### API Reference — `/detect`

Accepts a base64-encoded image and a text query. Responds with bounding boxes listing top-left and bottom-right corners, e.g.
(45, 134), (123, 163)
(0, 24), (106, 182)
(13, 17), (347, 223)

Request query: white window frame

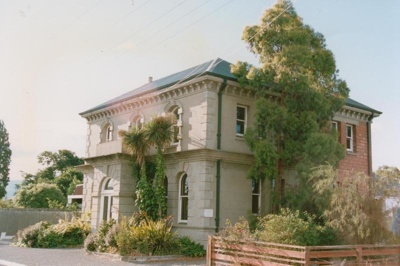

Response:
(106, 124), (113, 142)
(346, 124), (354, 152)
(252, 179), (261, 215)
(169, 106), (182, 145)
(178, 173), (188, 223)
(236, 105), (247, 137)
(100, 178), (114, 223)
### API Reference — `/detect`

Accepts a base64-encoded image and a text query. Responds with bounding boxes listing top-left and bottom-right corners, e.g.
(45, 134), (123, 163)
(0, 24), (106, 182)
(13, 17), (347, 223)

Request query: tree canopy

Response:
(14, 183), (66, 208)
(232, 0), (349, 212)
(0, 120), (12, 199)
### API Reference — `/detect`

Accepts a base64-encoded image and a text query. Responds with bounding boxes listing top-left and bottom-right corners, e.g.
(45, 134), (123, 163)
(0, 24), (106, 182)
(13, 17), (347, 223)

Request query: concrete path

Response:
(0, 241), (206, 266)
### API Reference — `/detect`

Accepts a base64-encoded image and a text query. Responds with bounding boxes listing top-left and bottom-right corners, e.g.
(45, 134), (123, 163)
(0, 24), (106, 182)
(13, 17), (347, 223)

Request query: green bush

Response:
(16, 221), (51, 247)
(13, 183), (66, 208)
(84, 213), (206, 257)
(178, 236), (206, 257)
(131, 215), (178, 255)
(254, 208), (336, 246)
(15, 216), (91, 248)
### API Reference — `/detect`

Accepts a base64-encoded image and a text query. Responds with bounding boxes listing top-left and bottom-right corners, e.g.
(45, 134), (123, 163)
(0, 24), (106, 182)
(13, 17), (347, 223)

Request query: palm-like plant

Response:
(119, 127), (157, 218)
(144, 113), (176, 217)
(119, 113), (177, 219)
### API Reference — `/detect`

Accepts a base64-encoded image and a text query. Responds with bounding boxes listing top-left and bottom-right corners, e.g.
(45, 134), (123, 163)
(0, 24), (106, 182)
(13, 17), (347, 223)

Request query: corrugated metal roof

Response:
(80, 58), (381, 116)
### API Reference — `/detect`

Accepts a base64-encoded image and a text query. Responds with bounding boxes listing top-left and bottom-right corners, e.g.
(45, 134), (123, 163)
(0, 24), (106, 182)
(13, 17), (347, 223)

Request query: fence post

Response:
(206, 235), (212, 266)
(304, 246), (310, 266)
(356, 246), (362, 264)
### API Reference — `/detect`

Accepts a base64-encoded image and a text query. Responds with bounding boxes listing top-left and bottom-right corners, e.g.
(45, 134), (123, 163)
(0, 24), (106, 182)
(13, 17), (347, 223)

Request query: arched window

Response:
(169, 106), (182, 144)
(178, 173), (188, 222)
(101, 178), (114, 222)
(102, 122), (113, 143)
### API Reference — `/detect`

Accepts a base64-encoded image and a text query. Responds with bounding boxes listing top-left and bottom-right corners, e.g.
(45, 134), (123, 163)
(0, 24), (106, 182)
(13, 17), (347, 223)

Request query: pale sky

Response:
(0, 0), (399, 181)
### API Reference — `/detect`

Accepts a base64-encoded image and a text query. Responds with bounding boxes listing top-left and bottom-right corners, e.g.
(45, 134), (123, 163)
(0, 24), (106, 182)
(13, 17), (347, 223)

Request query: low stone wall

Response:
(0, 208), (73, 238)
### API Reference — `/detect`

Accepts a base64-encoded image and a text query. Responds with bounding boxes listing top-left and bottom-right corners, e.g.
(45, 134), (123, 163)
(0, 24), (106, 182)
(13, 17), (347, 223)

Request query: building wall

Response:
(336, 120), (370, 177)
(80, 75), (377, 245)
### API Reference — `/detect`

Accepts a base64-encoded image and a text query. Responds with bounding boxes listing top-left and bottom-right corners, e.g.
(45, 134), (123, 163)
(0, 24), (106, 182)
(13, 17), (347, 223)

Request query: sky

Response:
(0, 0), (399, 182)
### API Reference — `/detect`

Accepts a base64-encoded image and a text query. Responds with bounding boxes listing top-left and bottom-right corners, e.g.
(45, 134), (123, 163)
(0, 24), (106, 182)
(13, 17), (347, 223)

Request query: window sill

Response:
(235, 135), (245, 141)
(346, 151), (357, 156)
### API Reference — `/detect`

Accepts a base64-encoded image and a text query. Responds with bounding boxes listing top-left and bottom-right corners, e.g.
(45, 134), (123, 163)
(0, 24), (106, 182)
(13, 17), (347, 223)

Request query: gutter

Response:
(367, 112), (374, 176)
(215, 79), (227, 233)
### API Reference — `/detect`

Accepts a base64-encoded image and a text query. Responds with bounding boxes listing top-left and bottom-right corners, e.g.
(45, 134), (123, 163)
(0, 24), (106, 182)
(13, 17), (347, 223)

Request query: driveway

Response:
(0, 241), (206, 266)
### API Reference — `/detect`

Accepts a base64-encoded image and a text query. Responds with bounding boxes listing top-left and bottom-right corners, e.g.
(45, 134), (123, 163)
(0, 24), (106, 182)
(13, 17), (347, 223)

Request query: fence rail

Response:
(207, 236), (400, 265)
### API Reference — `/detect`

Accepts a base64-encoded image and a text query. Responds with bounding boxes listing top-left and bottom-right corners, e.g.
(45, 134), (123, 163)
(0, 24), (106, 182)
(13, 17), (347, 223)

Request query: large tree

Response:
(20, 150), (83, 186)
(0, 120), (12, 199)
(231, 0), (349, 212)
(13, 183), (66, 208)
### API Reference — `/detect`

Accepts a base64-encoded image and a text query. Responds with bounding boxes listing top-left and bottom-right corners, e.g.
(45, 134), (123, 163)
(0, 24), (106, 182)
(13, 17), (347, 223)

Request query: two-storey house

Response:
(78, 58), (381, 245)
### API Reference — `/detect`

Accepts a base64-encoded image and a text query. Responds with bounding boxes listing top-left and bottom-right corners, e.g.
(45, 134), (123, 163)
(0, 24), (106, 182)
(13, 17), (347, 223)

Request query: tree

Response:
(119, 113), (176, 220)
(231, 0), (349, 212)
(20, 150), (83, 186)
(55, 168), (83, 197)
(0, 120), (12, 199)
(312, 165), (398, 244)
(13, 183), (66, 208)
(144, 113), (176, 217)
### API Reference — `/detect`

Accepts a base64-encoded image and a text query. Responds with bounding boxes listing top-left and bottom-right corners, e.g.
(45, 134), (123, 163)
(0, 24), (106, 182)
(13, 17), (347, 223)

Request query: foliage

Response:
(0, 199), (16, 208)
(219, 210), (336, 246)
(178, 236), (206, 257)
(15, 221), (51, 247)
(13, 183), (66, 208)
(130, 215), (178, 255)
(85, 212), (205, 257)
(231, 0), (348, 211)
(55, 168), (83, 197)
(15, 216), (90, 248)
(37, 150), (84, 173)
(312, 165), (396, 244)
(219, 217), (253, 242)
(254, 208), (336, 246)
(119, 113), (176, 220)
(19, 150), (83, 187)
(0, 120), (12, 199)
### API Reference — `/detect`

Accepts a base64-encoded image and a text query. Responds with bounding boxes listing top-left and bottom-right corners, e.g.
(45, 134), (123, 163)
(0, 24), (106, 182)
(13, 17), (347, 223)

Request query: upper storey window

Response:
(346, 124), (354, 152)
(101, 122), (113, 143)
(236, 105), (247, 136)
(169, 106), (182, 144)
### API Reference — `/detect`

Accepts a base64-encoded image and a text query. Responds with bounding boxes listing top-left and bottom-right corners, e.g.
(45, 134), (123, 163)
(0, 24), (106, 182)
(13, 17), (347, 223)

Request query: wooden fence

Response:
(207, 236), (400, 265)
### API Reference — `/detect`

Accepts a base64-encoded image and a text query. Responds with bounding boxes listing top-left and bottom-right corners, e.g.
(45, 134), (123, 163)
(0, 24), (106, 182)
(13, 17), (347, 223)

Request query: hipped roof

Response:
(80, 58), (381, 116)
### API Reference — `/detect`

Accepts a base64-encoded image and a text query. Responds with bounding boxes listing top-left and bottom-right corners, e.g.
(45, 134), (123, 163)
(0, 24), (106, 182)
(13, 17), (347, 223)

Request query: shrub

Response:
(178, 236), (206, 257)
(254, 208), (335, 246)
(84, 233), (99, 252)
(219, 217), (253, 242)
(131, 215), (178, 255)
(15, 216), (91, 248)
(15, 221), (51, 247)
(13, 183), (66, 208)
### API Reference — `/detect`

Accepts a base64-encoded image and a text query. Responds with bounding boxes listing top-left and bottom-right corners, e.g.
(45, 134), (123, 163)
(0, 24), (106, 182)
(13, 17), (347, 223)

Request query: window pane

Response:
(347, 138), (351, 150)
(237, 106), (245, 120)
(109, 196), (113, 219)
(103, 196), (109, 221)
(346, 125), (352, 137)
(181, 174), (188, 196)
(236, 121), (245, 135)
(252, 195), (259, 214)
(181, 197), (188, 220)
(252, 180), (259, 193)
